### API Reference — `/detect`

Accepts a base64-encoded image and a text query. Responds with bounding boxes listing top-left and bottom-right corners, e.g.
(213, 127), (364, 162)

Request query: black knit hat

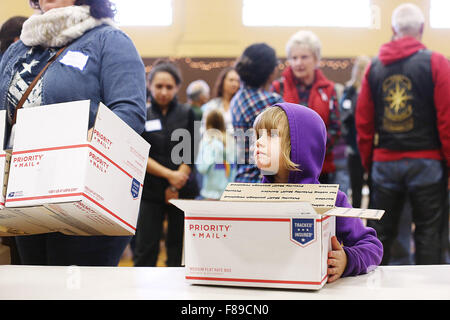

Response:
(235, 43), (277, 88)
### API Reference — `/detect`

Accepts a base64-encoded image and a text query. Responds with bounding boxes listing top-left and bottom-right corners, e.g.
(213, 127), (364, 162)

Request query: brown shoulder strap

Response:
(12, 45), (68, 125)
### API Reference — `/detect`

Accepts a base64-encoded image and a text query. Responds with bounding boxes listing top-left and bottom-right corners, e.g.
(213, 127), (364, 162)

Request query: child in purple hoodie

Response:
(253, 102), (383, 283)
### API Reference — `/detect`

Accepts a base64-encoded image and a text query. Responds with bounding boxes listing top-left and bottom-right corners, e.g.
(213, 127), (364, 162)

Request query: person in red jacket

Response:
(271, 30), (341, 184)
(356, 3), (450, 265)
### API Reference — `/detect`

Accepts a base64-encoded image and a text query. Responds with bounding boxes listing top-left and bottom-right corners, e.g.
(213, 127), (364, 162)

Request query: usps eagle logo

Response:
(291, 218), (315, 247)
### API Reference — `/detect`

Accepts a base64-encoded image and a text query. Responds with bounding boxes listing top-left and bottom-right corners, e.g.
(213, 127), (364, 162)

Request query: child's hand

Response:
(327, 236), (347, 283)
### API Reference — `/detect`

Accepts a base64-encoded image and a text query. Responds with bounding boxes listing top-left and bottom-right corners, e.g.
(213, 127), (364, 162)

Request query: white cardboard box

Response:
(2, 100), (150, 236)
(171, 183), (384, 290)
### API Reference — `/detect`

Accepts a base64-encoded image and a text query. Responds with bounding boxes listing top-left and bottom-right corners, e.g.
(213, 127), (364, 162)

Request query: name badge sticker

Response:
(318, 88), (328, 102)
(60, 50), (89, 71)
(145, 119), (162, 132)
(342, 99), (352, 110)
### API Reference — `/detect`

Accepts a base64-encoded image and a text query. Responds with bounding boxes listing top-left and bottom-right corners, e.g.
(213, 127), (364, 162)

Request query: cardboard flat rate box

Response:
(171, 183), (384, 290)
(0, 100), (150, 236)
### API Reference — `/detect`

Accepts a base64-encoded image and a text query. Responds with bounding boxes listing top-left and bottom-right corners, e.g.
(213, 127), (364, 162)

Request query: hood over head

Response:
(378, 36), (426, 66)
(261, 102), (326, 184)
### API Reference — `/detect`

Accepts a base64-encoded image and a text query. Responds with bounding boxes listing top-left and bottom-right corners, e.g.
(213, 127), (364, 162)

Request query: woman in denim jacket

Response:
(0, 0), (146, 266)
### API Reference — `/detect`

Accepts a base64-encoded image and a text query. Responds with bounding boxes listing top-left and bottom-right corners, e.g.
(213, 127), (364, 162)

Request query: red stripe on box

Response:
(316, 215), (332, 222)
(186, 216), (332, 223)
(81, 193), (135, 231)
(186, 274), (328, 286)
(87, 145), (131, 179)
(185, 217), (290, 222)
(88, 145), (144, 188)
(12, 144), (90, 155)
(5, 192), (84, 202)
(11, 144), (143, 187)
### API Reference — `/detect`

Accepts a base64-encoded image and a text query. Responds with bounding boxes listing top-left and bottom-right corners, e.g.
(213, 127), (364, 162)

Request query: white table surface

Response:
(0, 264), (449, 300)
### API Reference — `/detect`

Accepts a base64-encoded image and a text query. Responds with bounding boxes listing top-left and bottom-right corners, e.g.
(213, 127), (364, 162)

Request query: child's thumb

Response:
(331, 236), (342, 250)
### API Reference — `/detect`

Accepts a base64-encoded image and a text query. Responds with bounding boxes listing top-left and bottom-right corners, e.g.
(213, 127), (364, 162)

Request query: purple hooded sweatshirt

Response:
(261, 102), (383, 277)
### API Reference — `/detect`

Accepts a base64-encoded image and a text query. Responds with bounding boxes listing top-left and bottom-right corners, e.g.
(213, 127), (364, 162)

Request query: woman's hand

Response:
(327, 236), (347, 283)
(145, 157), (189, 189)
(167, 170), (188, 190)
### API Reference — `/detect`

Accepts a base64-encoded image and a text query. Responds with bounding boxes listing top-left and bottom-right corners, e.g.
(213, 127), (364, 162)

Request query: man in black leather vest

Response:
(356, 3), (450, 265)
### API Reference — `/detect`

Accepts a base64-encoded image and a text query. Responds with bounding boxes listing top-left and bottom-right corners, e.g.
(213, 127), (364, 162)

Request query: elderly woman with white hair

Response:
(272, 30), (341, 183)
(356, 3), (450, 265)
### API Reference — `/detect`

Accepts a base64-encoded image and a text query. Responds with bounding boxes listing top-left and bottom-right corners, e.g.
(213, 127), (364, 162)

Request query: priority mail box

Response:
(3, 100), (150, 236)
(171, 183), (384, 290)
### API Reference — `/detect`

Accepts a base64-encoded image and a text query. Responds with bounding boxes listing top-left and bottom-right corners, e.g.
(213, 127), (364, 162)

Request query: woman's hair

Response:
(235, 43), (277, 88)
(346, 55), (371, 88)
(28, 0), (116, 19)
(213, 67), (235, 98)
(285, 30), (322, 62)
(253, 106), (299, 171)
(0, 16), (27, 53)
(147, 59), (182, 86)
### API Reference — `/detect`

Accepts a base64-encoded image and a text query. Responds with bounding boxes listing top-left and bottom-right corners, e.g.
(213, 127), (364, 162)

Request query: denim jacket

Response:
(0, 24), (146, 136)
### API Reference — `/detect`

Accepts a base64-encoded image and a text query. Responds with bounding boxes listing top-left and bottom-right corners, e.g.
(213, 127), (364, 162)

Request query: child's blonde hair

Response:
(253, 107), (300, 171)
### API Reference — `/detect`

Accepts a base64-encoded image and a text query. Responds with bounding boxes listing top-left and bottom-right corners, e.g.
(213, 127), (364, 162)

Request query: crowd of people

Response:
(0, 1), (448, 279)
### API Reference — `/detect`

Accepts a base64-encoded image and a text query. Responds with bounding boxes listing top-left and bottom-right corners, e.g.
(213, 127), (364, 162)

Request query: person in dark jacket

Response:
(134, 60), (198, 267)
(356, 3), (450, 265)
(340, 55), (371, 208)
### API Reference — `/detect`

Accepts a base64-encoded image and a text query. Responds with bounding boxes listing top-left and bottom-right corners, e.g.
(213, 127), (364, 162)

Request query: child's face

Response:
(254, 129), (282, 175)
